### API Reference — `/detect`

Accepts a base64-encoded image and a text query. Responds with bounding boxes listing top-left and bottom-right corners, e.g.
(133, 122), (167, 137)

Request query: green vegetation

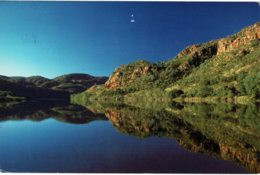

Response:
(71, 85), (125, 106)
(169, 43), (260, 101)
(72, 23), (260, 107)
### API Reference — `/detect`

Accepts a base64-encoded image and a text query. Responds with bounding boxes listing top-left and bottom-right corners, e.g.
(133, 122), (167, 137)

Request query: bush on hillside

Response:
(195, 81), (213, 97)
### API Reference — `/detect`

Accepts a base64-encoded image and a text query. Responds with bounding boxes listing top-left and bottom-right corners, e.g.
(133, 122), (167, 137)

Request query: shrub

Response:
(215, 86), (235, 97)
(250, 39), (260, 47)
(195, 80), (213, 97)
(170, 89), (184, 98)
(242, 73), (260, 97)
(196, 85), (213, 97)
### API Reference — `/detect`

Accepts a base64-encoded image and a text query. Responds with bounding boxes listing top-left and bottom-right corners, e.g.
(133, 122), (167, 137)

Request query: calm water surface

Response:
(0, 101), (258, 173)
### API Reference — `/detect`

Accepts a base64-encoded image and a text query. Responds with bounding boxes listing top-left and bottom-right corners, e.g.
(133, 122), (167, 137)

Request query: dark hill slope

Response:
(0, 73), (108, 101)
(0, 78), (70, 99)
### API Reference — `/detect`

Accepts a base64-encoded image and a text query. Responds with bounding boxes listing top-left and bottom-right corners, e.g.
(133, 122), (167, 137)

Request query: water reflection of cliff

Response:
(1, 100), (259, 173)
(0, 100), (107, 124)
(86, 102), (260, 173)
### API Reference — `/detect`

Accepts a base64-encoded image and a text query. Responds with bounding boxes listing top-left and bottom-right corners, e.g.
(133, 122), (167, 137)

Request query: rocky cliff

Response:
(105, 60), (159, 89)
(217, 22), (260, 54)
(104, 22), (259, 91)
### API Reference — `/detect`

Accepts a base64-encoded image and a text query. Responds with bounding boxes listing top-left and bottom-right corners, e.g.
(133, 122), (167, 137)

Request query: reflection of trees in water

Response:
(1, 100), (259, 172)
(99, 103), (259, 173)
(0, 100), (107, 124)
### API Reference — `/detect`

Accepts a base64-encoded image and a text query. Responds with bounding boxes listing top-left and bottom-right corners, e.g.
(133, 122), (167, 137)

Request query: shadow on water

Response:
(81, 101), (260, 173)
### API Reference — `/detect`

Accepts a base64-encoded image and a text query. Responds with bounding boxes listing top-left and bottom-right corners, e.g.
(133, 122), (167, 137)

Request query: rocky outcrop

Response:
(176, 44), (201, 59)
(178, 42), (218, 71)
(176, 22), (260, 65)
(105, 60), (158, 89)
(105, 68), (124, 89)
(217, 22), (260, 54)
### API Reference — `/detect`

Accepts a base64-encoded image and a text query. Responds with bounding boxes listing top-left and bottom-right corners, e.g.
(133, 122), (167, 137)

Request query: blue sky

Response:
(0, 2), (259, 78)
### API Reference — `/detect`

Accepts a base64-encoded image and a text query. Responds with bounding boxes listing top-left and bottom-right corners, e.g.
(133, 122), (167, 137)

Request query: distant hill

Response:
(72, 22), (260, 104)
(50, 73), (107, 93)
(0, 73), (108, 101)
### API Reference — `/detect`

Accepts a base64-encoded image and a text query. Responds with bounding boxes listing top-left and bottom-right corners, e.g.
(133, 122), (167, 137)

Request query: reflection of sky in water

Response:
(0, 119), (245, 173)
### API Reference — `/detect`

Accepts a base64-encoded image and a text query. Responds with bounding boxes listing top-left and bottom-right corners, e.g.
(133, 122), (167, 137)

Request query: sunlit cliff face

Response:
(217, 23), (260, 54)
(104, 23), (260, 91)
